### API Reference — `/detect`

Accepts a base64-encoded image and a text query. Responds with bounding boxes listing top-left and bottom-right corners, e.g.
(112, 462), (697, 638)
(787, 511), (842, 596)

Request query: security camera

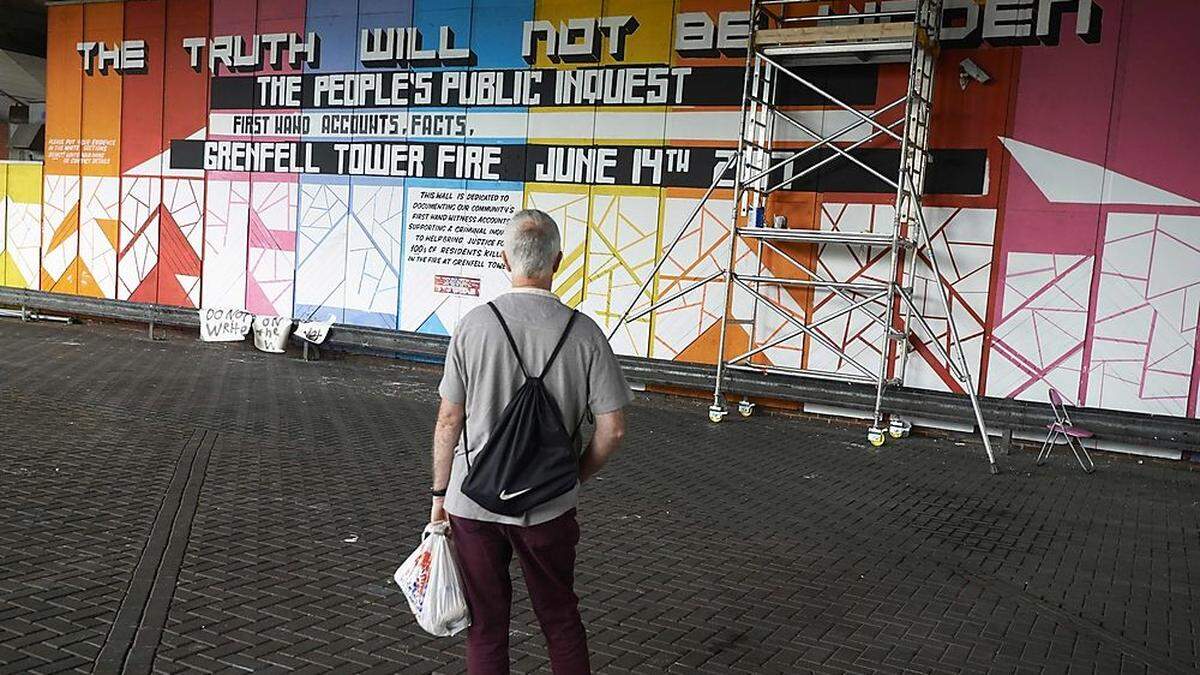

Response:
(959, 58), (991, 90)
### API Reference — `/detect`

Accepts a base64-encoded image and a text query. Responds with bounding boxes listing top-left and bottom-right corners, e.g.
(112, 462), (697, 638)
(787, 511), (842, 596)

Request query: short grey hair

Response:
(504, 209), (561, 278)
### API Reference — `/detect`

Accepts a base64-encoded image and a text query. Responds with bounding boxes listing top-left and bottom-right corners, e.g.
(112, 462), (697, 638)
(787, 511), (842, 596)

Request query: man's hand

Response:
(430, 496), (447, 524)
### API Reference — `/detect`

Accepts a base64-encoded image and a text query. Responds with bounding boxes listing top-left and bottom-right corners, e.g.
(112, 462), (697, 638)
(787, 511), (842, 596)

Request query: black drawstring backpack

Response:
(460, 302), (587, 516)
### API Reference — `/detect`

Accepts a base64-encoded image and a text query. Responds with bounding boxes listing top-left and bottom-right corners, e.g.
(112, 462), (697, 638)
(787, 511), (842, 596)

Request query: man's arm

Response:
(430, 397), (464, 523)
(579, 409), (625, 484)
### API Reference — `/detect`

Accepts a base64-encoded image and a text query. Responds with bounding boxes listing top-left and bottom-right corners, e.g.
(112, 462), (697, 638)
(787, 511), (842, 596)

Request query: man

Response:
(429, 209), (632, 674)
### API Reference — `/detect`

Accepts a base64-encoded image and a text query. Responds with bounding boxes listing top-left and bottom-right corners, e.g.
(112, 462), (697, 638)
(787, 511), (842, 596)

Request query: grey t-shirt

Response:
(439, 288), (634, 526)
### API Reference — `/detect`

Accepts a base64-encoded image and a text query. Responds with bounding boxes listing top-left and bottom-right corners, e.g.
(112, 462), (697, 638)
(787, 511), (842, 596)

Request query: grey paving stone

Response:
(1, 320), (1198, 674)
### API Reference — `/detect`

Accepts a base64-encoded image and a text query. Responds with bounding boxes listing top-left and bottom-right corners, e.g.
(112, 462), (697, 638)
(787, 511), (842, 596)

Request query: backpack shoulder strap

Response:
(487, 301), (528, 377)
(540, 310), (579, 379)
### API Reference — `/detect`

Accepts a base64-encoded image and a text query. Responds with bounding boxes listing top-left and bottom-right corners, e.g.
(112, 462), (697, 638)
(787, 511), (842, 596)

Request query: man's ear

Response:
(552, 251), (563, 273)
(502, 251), (512, 273)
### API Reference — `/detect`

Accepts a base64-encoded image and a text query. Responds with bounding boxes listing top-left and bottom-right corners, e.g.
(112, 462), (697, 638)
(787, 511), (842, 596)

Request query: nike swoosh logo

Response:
(499, 488), (533, 501)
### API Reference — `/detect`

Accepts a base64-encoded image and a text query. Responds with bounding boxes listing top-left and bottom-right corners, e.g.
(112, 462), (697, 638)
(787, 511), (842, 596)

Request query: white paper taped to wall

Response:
(200, 307), (254, 342)
(252, 316), (293, 353)
(296, 319), (333, 345)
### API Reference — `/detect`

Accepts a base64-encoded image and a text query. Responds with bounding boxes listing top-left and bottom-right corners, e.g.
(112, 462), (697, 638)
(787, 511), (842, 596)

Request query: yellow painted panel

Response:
(525, 182), (591, 307)
(3, 164), (43, 289)
(583, 185), (662, 356)
(1, 252), (27, 289)
(0, 165), (7, 286)
(532, 0), (605, 68)
(6, 164), (42, 204)
(600, 0), (675, 65)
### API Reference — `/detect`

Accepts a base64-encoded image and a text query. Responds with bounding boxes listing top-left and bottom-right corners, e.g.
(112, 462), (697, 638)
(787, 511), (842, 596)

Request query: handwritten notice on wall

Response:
(404, 189), (511, 271)
(296, 319), (333, 345)
(252, 316), (293, 353)
(398, 187), (521, 333)
(200, 307), (254, 342)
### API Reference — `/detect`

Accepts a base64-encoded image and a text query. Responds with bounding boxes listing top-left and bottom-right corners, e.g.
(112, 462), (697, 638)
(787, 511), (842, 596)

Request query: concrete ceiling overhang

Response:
(0, 0), (46, 58)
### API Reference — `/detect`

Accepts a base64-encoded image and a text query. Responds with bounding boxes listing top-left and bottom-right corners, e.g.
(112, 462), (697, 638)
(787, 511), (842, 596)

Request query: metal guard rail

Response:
(2, 286), (1196, 453)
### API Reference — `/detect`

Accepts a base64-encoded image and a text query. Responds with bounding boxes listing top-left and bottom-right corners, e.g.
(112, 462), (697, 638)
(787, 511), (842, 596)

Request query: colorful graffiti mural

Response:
(12, 0), (1200, 422)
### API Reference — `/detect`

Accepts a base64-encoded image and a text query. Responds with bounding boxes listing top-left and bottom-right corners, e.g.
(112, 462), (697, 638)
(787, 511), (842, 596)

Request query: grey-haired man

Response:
(428, 209), (632, 674)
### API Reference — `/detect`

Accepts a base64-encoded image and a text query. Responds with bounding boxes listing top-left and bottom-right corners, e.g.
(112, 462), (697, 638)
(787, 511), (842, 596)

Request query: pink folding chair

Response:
(1037, 388), (1096, 473)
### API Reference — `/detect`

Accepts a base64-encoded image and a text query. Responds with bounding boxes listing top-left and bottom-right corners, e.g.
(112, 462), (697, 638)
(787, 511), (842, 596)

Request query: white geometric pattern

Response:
(525, 186), (589, 309)
(985, 253), (1094, 404)
(583, 190), (660, 358)
(804, 203), (995, 393)
(247, 178), (297, 317)
(904, 207), (995, 393)
(295, 180), (350, 324)
(117, 176), (161, 300)
(5, 198), (41, 289)
(41, 174), (79, 287)
(201, 177), (250, 310)
(649, 194), (757, 362)
(1001, 137), (1200, 207)
(162, 178), (205, 257)
(79, 176), (120, 298)
(1086, 213), (1200, 416)
(346, 182), (405, 328)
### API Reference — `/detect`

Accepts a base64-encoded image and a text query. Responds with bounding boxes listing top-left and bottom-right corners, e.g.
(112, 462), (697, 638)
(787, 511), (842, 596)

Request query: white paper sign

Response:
(252, 316), (293, 353)
(296, 319), (333, 345)
(399, 186), (518, 334)
(200, 307), (254, 342)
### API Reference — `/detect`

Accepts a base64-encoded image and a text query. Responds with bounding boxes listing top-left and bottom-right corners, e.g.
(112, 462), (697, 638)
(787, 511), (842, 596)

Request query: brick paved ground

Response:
(1, 319), (1198, 674)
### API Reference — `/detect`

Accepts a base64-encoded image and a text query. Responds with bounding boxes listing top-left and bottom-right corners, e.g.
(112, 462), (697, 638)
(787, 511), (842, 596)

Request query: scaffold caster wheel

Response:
(867, 426), (887, 447)
(708, 405), (727, 424)
(888, 417), (912, 439)
(738, 400), (755, 417)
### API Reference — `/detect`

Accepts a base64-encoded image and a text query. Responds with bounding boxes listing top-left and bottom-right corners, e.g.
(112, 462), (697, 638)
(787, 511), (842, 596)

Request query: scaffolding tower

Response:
(610, 0), (999, 474)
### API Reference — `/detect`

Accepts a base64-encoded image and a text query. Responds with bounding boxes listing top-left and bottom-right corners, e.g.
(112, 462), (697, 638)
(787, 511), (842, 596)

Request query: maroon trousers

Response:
(449, 510), (590, 675)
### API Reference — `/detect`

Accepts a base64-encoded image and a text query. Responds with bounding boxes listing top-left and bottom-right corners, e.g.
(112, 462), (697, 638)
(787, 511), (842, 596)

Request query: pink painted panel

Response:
(1104, 1), (1200, 205)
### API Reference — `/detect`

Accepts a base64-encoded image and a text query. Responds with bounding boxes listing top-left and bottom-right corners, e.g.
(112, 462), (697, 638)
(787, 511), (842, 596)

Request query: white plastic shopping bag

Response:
(394, 522), (471, 637)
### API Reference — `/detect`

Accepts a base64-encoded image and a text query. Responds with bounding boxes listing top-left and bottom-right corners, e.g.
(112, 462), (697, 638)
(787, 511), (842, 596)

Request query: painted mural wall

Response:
(0, 162), (44, 289)
(14, 0), (1200, 421)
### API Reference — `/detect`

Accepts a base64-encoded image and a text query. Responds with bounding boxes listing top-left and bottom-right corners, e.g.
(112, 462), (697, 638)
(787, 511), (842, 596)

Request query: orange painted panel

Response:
(80, 1), (124, 178)
(42, 4), (84, 294)
(44, 4), (83, 175)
